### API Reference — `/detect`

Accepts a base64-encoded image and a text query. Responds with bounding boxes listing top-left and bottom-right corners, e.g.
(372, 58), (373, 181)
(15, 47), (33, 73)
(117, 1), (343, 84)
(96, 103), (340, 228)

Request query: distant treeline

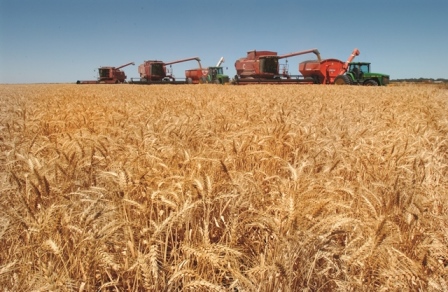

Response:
(391, 78), (448, 83)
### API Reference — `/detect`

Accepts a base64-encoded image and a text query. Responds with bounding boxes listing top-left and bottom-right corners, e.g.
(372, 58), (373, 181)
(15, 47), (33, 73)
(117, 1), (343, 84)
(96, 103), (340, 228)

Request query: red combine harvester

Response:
(76, 62), (135, 84)
(299, 48), (360, 84)
(130, 57), (202, 84)
(232, 48), (321, 84)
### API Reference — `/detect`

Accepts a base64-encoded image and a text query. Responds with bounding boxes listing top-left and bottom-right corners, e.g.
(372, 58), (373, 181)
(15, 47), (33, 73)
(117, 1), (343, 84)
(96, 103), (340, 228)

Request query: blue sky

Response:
(1, 0), (447, 83)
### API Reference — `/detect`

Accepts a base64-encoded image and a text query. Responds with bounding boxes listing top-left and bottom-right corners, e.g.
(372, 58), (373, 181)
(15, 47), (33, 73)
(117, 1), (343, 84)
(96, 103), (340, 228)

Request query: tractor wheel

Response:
(334, 75), (351, 85)
(364, 79), (379, 86)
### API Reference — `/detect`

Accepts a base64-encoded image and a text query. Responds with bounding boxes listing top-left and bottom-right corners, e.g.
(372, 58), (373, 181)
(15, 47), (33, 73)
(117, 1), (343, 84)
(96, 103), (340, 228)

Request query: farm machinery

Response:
(75, 47), (389, 86)
(129, 57), (202, 84)
(76, 62), (135, 84)
(232, 48), (321, 84)
(185, 57), (230, 84)
(299, 48), (389, 86)
(333, 62), (390, 86)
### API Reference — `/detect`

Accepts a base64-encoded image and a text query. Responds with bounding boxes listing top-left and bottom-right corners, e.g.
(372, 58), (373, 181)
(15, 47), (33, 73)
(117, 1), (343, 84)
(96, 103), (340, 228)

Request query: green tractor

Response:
(334, 62), (390, 86)
(206, 66), (230, 84)
(206, 57), (230, 84)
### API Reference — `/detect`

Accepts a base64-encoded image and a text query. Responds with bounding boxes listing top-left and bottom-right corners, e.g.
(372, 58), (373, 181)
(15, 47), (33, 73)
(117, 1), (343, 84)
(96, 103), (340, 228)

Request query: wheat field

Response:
(0, 83), (447, 291)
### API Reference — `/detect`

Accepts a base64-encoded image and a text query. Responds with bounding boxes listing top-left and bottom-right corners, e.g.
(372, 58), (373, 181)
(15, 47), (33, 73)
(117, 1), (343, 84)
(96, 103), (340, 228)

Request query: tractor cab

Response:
(349, 62), (370, 80)
(209, 67), (221, 79)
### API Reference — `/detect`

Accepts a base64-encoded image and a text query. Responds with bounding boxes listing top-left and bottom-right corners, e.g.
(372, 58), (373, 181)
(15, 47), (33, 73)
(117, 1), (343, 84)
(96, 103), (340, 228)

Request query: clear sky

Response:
(1, 0), (447, 83)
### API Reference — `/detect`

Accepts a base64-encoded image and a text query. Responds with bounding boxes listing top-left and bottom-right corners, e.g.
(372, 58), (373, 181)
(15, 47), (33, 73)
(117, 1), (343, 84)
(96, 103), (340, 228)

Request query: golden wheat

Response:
(0, 83), (447, 291)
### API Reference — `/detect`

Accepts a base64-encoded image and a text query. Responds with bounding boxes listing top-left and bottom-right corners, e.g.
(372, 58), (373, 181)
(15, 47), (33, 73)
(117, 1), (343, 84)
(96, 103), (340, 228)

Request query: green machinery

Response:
(334, 62), (390, 86)
(206, 57), (230, 84)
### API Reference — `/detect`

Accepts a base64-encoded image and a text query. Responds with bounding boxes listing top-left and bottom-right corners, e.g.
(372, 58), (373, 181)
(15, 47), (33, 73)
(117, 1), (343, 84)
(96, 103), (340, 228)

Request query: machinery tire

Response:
(186, 77), (193, 84)
(304, 77), (316, 84)
(334, 75), (351, 85)
(364, 79), (379, 86)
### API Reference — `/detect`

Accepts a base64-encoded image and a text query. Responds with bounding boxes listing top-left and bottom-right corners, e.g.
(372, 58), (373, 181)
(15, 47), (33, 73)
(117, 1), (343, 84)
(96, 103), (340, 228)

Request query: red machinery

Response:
(76, 62), (135, 84)
(184, 67), (209, 84)
(299, 48), (360, 84)
(130, 57), (202, 84)
(232, 48), (321, 84)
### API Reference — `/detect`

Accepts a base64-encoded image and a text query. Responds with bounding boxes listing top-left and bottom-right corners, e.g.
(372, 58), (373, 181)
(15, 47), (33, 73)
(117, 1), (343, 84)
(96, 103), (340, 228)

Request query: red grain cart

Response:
(299, 48), (360, 84)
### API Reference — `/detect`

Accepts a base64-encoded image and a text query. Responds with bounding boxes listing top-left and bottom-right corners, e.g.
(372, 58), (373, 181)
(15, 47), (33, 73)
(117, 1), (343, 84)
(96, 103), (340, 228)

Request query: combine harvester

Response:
(129, 57), (202, 84)
(232, 48), (321, 84)
(76, 62), (135, 84)
(185, 57), (230, 84)
(299, 48), (389, 86)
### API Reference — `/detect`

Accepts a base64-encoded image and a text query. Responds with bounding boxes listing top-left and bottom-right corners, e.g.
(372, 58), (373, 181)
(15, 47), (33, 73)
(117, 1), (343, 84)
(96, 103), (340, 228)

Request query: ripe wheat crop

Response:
(0, 83), (447, 291)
